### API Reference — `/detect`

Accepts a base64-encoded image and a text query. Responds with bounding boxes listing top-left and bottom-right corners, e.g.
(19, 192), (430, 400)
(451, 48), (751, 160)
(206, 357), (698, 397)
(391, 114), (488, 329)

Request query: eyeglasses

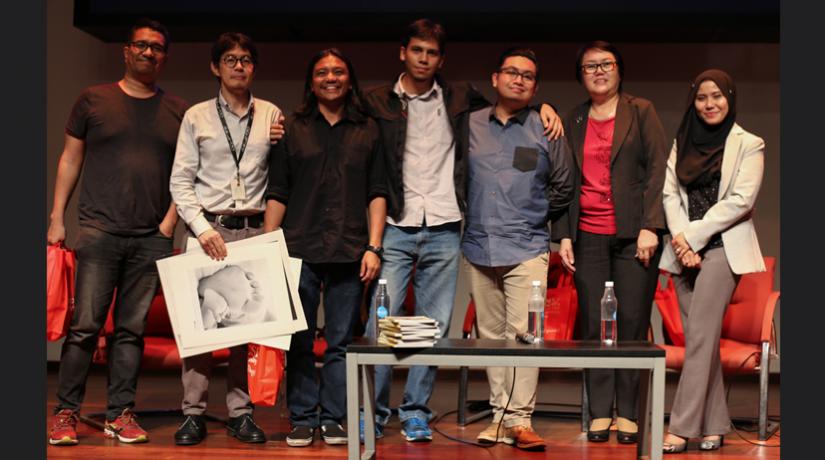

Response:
(129, 41), (166, 54)
(499, 67), (537, 84)
(223, 55), (255, 68)
(581, 61), (616, 74)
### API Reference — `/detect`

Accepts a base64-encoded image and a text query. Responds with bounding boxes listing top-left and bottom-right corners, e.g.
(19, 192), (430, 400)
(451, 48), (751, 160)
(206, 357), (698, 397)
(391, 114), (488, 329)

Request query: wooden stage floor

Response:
(46, 364), (780, 459)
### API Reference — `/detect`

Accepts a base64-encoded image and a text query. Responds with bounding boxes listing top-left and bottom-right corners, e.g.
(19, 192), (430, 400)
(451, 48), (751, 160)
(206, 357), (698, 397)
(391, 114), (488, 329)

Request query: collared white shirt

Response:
(387, 73), (462, 227)
(170, 91), (282, 236)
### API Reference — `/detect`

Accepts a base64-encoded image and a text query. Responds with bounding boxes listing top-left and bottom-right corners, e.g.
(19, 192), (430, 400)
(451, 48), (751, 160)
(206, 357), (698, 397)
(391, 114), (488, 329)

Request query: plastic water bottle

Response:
(600, 281), (617, 345)
(527, 280), (545, 343)
(372, 279), (390, 339)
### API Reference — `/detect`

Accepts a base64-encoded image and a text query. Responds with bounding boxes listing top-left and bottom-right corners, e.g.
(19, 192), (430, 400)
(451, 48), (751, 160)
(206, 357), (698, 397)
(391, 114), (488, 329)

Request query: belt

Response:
(203, 211), (264, 230)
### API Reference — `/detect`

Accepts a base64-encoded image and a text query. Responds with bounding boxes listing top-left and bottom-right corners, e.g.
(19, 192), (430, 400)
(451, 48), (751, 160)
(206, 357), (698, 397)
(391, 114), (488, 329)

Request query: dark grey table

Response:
(346, 338), (666, 460)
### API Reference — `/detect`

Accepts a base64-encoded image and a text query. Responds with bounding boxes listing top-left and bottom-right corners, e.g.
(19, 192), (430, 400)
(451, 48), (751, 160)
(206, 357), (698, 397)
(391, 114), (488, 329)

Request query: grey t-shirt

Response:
(66, 83), (188, 236)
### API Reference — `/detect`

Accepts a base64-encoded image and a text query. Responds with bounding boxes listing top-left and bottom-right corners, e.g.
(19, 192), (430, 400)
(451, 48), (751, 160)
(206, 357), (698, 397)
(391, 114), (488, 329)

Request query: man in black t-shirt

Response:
(46, 19), (188, 446)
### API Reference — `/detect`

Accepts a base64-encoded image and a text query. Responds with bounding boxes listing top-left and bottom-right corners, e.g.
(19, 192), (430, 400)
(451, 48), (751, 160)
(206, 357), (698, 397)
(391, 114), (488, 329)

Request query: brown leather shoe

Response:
(504, 425), (546, 451)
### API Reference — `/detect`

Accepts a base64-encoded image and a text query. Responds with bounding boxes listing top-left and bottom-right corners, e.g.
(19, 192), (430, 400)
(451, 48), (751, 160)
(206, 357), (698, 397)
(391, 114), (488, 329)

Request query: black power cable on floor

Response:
(431, 349), (781, 449)
(432, 366), (521, 448)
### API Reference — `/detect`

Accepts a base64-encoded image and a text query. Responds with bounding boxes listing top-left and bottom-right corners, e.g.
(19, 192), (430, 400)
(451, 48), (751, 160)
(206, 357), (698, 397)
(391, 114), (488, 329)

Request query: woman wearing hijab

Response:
(660, 69), (766, 453)
(552, 40), (668, 444)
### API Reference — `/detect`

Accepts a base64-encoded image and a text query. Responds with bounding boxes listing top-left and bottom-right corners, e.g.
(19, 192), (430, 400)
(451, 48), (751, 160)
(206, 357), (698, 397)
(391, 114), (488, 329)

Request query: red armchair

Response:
(93, 285), (231, 370)
(655, 256), (780, 440)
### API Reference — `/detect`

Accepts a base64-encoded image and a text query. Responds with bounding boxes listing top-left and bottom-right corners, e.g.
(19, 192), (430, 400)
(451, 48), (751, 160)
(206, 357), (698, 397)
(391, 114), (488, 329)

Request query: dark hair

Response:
(295, 48), (365, 118)
(128, 18), (170, 50)
(402, 18), (446, 54)
(211, 32), (258, 67)
(497, 48), (540, 81)
(575, 40), (624, 91)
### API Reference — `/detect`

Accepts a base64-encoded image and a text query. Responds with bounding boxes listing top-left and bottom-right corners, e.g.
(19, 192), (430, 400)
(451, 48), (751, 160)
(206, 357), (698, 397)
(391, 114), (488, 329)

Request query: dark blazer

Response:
(363, 75), (490, 221)
(551, 93), (668, 242)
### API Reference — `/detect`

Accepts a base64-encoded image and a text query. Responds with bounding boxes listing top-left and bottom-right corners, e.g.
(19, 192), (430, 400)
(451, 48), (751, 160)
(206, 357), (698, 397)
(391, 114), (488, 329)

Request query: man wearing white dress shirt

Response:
(169, 32), (282, 446)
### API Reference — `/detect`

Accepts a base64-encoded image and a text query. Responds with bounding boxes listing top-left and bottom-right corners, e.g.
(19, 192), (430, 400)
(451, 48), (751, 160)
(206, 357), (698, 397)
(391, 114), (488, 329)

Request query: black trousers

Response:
(573, 230), (662, 420)
(56, 226), (172, 421)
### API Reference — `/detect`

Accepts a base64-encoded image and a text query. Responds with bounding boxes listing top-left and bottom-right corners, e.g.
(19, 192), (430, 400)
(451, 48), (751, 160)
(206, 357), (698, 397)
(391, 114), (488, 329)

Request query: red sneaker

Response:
(49, 409), (79, 446)
(104, 409), (149, 443)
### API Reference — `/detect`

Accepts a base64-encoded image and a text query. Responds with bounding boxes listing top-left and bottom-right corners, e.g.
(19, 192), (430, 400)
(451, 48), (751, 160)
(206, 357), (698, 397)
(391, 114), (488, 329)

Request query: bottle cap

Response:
(605, 281), (614, 287)
(531, 280), (541, 287)
(378, 279), (387, 285)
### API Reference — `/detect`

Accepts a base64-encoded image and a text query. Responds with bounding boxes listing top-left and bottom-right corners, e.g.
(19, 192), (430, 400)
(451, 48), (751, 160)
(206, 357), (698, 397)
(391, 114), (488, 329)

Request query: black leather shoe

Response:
(616, 417), (638, 444)
(587, 429), (610, 442)
(175, 415), (206, 445)
(587, 418), (611, 442)
(617, 430), (638, 444)
(227, 414), (266, 443)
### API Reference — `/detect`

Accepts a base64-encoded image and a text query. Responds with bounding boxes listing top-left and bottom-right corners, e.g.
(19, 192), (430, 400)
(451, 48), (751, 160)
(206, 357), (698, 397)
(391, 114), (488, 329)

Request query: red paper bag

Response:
(46, 243), (76, 341)
(247, 344), (285, 406)
(653, 273), (685, 346)
(544, 271), (578, 340)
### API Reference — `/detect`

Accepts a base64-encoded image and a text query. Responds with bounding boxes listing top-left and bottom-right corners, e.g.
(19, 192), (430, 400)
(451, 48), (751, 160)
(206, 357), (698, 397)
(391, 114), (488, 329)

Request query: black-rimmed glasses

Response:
(129, 41), (166, 54)
(223, 55), (255, 68)
(581, 61), (616, 74)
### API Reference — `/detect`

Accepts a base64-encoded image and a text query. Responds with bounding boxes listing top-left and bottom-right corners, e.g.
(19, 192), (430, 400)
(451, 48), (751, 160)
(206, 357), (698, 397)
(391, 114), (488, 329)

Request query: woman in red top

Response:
(551, 40), (668, 444)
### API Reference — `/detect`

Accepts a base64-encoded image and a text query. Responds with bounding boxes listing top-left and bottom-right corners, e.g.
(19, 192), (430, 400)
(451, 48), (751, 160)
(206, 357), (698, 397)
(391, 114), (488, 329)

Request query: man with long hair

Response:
(264, 48), (387, 447)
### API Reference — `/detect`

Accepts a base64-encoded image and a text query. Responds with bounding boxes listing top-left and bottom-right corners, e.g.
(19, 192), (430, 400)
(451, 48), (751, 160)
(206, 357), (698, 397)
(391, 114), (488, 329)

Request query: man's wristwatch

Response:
(365, 245), (384, 258)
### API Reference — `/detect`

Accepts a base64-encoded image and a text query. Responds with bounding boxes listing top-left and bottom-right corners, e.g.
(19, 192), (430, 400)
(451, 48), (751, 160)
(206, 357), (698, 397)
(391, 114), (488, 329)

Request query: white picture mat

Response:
(178, 232), (303, 353)
(162, 244), (296, 348)
(158, 230), (306, 357)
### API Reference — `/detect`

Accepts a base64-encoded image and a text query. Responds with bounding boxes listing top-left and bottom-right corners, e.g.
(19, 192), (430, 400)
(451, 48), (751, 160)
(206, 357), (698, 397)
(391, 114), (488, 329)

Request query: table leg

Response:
(636, 368), (651, 459)
(650, 359), (666, 460)
(346, 353), (361, 460)
(362, 364), (376, 459)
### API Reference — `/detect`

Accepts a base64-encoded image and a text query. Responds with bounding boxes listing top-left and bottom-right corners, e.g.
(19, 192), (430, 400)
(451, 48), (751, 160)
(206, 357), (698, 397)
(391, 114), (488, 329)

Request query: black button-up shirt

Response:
(266, 106), (387, 263)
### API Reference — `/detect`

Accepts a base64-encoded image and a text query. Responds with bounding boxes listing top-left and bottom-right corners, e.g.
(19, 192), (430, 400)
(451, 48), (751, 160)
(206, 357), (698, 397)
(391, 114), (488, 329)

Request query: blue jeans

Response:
(56, 226), (173, 421)
(287, 261), (363, 427)
(363, 222), (460, 425)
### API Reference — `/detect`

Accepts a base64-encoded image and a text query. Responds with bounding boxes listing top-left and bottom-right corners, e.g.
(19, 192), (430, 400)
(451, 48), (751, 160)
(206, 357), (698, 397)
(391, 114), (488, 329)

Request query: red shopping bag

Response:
(544, 270), (578, 340)
(46, 243), (76, 341)
(653, 272), (685, 346)
(247, 344), (285, 406)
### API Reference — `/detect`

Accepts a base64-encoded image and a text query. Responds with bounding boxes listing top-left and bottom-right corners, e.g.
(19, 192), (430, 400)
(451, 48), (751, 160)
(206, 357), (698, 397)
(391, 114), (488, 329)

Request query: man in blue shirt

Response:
(462, 48), (573, 451)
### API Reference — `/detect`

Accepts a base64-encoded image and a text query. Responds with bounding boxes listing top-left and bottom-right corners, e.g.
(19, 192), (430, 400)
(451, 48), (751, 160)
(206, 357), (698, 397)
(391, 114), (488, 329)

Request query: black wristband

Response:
(365, 245), (384, 258)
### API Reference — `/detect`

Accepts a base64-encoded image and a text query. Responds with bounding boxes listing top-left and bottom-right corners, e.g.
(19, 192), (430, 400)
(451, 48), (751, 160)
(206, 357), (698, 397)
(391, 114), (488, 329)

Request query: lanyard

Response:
(215, 96), (254, 179)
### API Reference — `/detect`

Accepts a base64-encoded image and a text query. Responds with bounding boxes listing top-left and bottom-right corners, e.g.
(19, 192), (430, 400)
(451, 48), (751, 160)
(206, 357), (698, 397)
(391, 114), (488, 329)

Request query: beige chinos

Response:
(463, 252), (548, 427)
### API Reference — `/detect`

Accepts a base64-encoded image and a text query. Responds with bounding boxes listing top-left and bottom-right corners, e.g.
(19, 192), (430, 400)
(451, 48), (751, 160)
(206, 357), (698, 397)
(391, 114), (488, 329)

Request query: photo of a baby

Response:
(157, 230), (307, 354)
(195, 260), (275, 331)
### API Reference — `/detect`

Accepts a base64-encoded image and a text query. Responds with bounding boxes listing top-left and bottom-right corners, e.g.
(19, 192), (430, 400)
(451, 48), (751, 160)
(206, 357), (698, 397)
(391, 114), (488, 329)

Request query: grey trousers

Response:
(668, 247), (739, 438)
(181, 222), (263, 417)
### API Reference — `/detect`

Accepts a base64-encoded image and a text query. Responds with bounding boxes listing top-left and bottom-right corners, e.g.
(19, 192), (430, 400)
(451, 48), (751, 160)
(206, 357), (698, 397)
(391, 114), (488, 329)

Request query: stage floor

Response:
(46, 364), (780, 459)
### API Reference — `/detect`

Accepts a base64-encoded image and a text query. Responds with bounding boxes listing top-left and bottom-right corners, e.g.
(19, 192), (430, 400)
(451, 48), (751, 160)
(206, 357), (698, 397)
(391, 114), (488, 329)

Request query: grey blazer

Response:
(660, 123), (766, 275)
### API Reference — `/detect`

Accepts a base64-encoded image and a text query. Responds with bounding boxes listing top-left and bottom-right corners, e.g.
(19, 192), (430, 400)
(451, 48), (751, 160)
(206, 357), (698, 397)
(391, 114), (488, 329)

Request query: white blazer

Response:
(659, 123), (766, 275)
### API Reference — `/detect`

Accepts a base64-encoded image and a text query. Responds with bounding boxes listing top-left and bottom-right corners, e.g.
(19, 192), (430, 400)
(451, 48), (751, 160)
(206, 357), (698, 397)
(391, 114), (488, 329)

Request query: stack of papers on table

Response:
(377, 316), (441, 348)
